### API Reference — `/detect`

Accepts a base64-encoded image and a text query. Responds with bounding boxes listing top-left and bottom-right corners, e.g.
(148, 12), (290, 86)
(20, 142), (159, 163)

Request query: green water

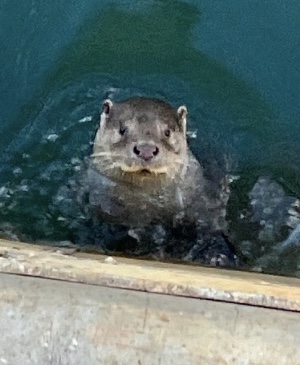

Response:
(1, 0), (300, 274)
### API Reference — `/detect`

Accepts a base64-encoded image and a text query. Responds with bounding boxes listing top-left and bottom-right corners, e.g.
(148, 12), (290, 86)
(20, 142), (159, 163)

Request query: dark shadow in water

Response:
(11, 0), (278, 145)
(52, 0), (276, 138)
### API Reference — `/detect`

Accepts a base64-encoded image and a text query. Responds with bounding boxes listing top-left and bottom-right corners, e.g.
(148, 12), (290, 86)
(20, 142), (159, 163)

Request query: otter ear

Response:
(102, 99), (113, 116)
(100, 99), (113, 131)
(177, 105), (187, 135)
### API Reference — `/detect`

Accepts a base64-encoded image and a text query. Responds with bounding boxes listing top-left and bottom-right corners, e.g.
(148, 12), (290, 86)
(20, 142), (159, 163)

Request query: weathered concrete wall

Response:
(0, 273), (299, 365)
(0, 239), (299, 364)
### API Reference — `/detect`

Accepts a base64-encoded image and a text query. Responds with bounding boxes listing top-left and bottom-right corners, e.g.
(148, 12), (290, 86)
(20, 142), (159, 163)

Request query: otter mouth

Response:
(120, 165), (168, 175)
(139, 169), (152, 175)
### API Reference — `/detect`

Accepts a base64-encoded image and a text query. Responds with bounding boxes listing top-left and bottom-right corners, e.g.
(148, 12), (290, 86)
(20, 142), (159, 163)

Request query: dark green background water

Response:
(1, 0), (300, 273)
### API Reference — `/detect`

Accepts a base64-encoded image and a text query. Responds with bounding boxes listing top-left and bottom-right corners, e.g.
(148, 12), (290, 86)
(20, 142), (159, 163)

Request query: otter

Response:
(85, 97), (229, 236)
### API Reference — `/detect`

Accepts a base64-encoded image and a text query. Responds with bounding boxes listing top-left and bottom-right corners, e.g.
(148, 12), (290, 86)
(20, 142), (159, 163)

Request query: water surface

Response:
(1, 0), (300, 275)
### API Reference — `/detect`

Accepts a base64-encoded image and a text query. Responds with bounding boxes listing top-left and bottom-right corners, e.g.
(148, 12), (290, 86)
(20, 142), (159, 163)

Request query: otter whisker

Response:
(91, 152), (125, 158)
(91, 152), (111, 157)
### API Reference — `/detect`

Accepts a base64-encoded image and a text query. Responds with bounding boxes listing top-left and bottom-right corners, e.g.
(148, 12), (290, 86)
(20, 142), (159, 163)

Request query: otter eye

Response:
(164, 129), (171, 138)
(119, 125), (127, 136)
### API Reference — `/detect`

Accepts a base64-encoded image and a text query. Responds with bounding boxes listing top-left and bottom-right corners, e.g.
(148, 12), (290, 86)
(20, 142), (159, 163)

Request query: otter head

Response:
(92, 97), (188, 186)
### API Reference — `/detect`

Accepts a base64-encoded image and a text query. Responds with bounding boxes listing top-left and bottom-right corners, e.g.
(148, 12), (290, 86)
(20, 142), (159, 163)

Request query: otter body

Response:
(87, 97), (228, 232)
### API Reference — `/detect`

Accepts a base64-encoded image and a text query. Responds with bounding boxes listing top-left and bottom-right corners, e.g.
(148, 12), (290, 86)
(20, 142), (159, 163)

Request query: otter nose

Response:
(133, 144), (159, 161)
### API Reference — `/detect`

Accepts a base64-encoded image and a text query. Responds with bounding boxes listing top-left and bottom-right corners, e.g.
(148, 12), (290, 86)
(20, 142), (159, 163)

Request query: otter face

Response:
(92, 97), (188, 185)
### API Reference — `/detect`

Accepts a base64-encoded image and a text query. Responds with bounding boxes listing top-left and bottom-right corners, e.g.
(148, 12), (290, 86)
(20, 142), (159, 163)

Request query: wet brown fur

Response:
(87, 97), (228, 230)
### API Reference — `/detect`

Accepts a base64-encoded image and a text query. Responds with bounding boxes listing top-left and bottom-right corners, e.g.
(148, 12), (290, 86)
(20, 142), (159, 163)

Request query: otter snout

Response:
(133, 143), (159, 161)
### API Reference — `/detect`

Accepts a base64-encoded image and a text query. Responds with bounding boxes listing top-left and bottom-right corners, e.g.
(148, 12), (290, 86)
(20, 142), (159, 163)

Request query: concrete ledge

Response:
(0, 239), (299, 311)
(0, 272), (299, 365)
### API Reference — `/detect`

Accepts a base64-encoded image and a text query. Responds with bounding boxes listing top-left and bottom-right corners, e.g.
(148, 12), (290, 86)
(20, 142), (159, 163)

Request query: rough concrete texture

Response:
(0, 273), (299, 365)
